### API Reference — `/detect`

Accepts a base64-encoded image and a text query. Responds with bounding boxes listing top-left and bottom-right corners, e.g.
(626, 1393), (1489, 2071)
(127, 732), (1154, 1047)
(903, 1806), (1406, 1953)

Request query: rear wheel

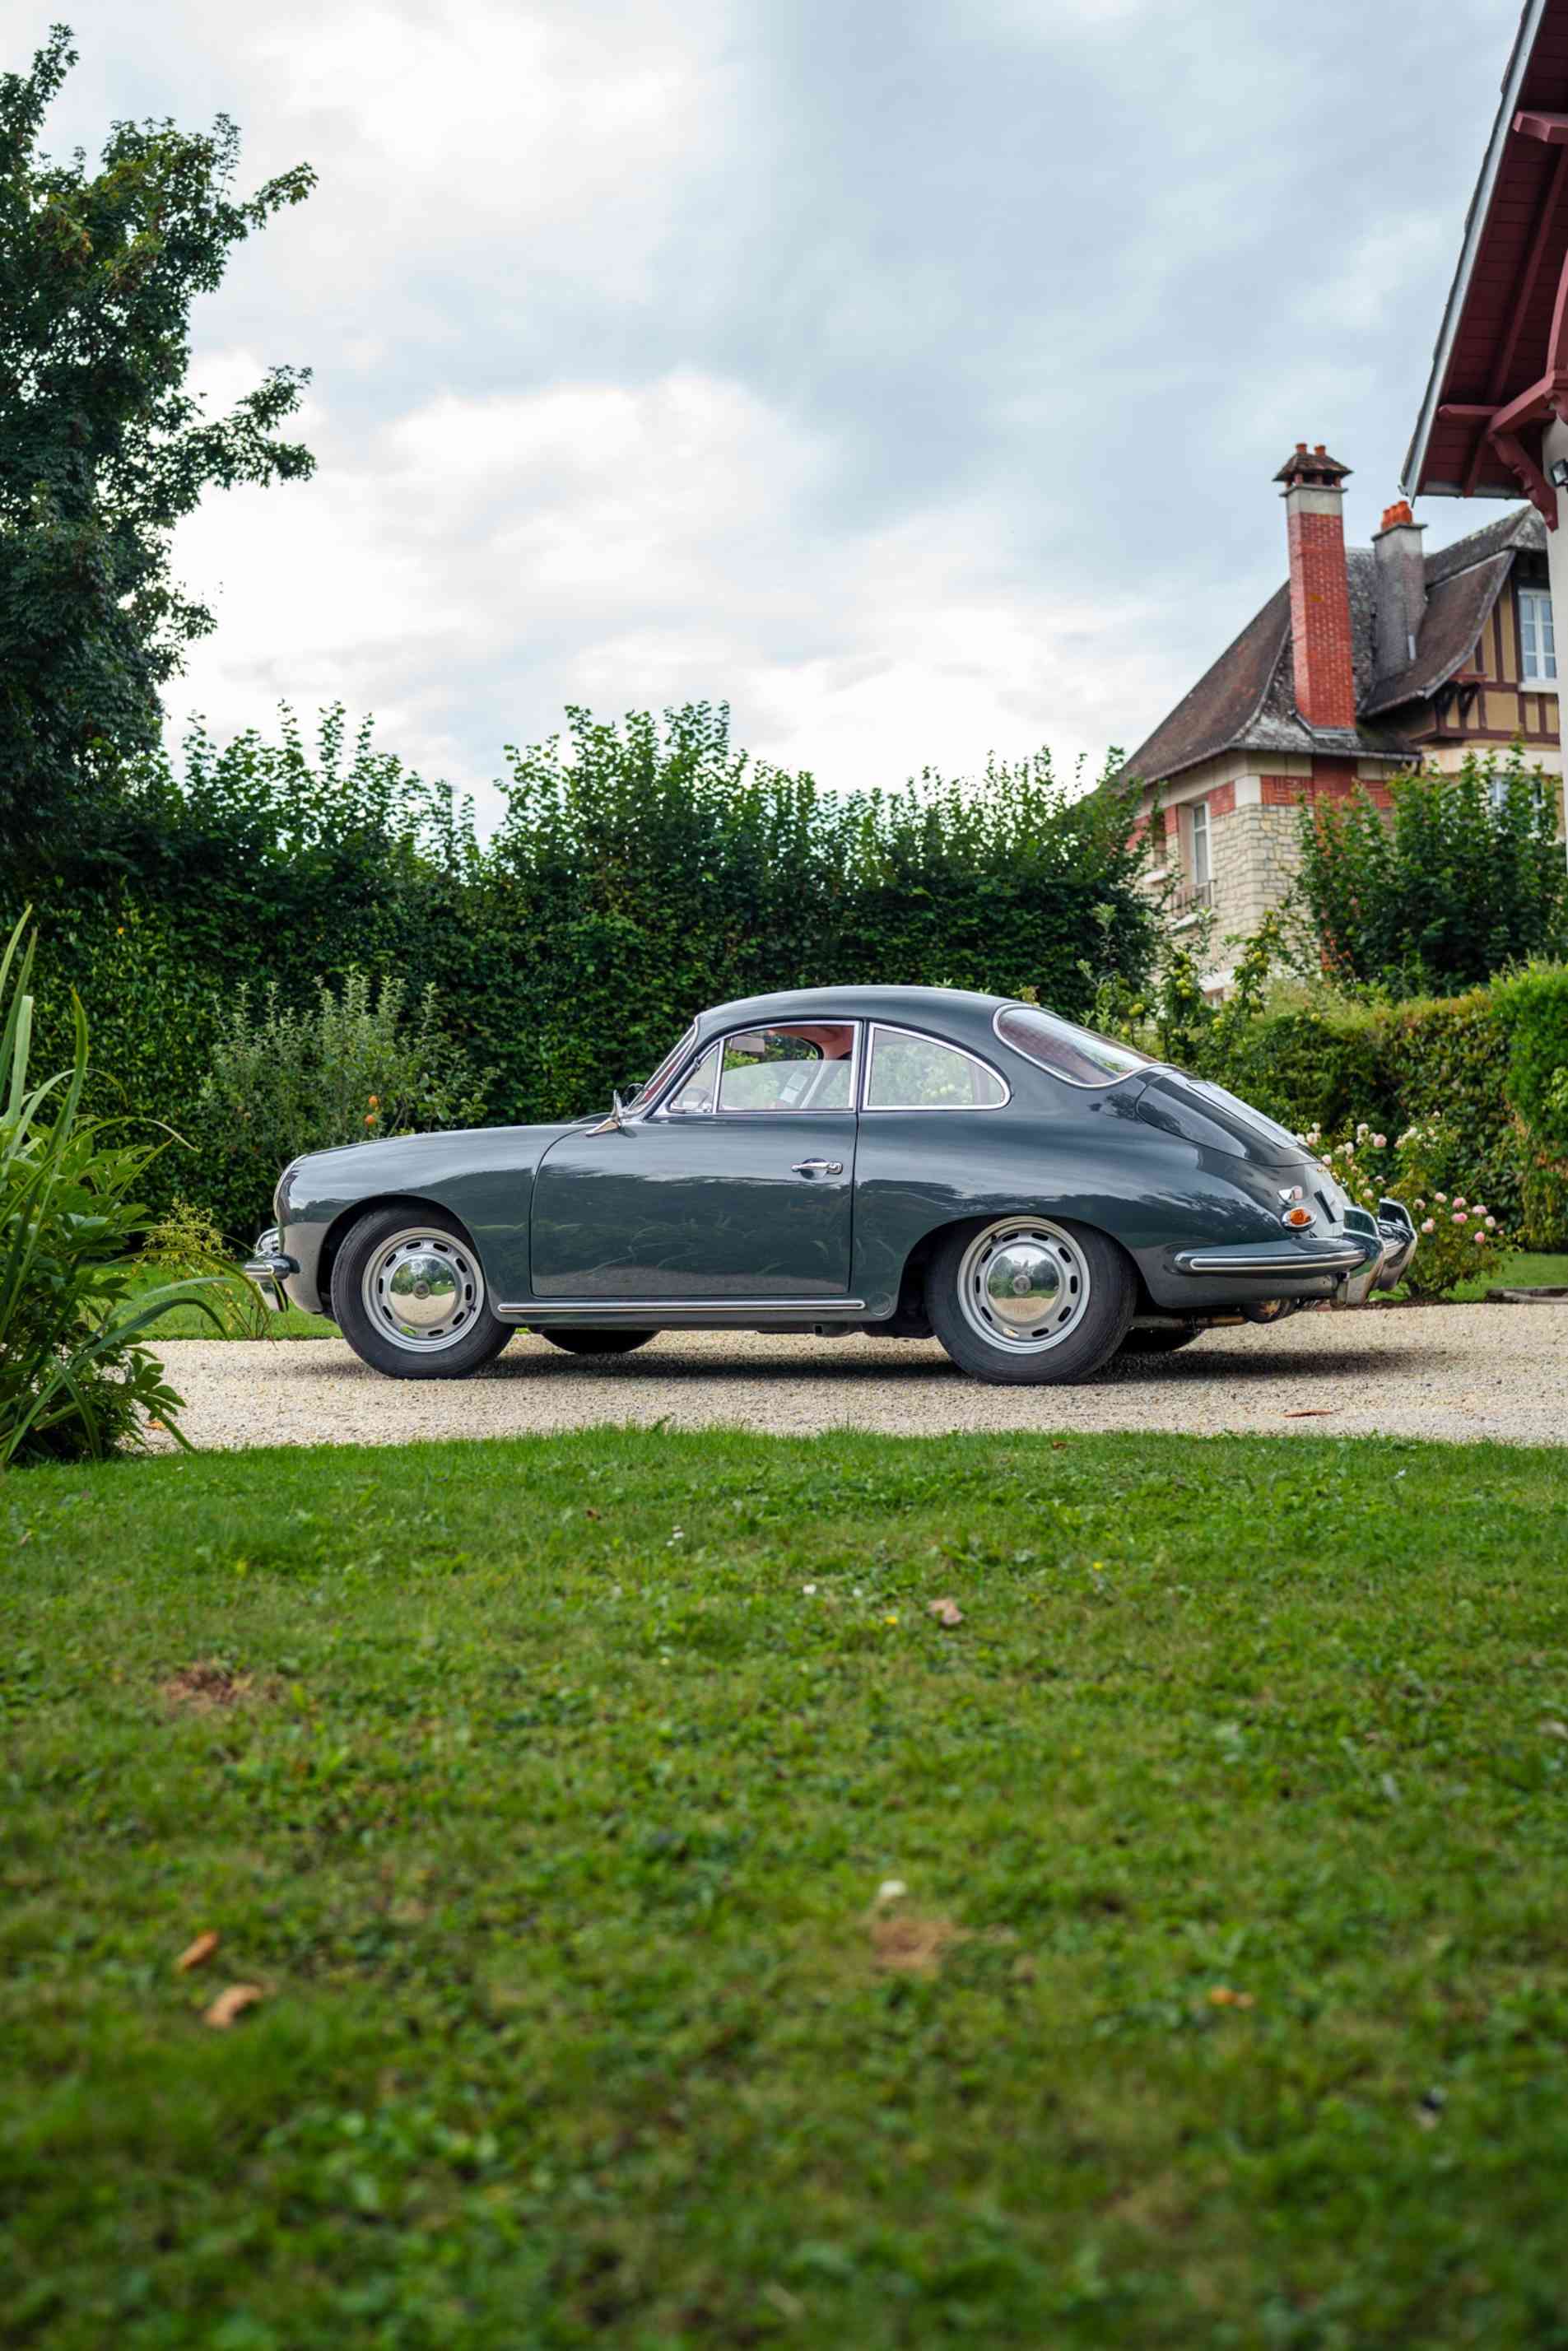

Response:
(537, 1329), (658, 1357)
(925, 1215), (1135, 1386)
(1118, 1324), (1207, 1357)
(331, 1207), (512, 1380)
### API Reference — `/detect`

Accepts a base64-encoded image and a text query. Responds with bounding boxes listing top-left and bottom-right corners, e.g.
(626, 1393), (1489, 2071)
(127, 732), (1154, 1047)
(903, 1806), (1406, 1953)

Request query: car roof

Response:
(693, 985), (1016, 1041)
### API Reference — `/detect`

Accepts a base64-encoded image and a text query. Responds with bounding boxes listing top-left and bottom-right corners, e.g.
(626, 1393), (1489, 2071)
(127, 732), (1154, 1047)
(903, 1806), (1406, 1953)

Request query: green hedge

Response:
(1193, 971), (1568, 1246)
(9, 704), (1161, 1237)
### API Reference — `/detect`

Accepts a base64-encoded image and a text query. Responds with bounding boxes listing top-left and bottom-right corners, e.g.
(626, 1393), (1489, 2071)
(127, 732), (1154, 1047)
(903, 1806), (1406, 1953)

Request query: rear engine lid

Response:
(1138, 1070), (1309, 1168)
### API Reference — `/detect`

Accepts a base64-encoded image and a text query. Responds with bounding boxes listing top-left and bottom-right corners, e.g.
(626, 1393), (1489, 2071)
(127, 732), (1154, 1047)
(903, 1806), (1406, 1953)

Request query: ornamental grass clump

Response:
(1298, 1115), (1506, 1299)
(0, 913), (221, 1467)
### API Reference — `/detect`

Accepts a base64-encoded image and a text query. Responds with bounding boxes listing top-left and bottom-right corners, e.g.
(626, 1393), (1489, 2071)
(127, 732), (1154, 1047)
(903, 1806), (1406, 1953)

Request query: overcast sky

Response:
(30, 0), (1522, 822)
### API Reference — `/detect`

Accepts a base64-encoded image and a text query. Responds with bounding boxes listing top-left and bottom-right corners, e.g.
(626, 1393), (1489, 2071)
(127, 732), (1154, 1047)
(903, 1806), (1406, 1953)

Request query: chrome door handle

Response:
(792, 1158), (843, 1177)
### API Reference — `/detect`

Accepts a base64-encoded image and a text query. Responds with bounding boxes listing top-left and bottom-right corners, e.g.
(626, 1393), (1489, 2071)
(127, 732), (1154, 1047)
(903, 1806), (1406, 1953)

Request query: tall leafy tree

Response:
(0, 22), (315, 851)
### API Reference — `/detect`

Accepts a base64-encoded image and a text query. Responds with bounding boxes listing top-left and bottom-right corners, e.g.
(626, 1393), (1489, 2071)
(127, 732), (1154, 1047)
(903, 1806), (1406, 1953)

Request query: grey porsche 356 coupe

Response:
(245, 985), (1416, 1386)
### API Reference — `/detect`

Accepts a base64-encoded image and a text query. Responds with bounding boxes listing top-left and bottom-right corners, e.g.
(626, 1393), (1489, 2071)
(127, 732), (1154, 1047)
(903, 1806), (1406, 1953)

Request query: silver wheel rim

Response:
(956, 1217), (1091, 1355)
(361, 1228), (484, 1354)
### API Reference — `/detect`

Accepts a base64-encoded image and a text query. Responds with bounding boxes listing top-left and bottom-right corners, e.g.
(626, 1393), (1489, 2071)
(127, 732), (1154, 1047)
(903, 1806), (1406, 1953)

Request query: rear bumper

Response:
(1170, 1199), (1417, 1306)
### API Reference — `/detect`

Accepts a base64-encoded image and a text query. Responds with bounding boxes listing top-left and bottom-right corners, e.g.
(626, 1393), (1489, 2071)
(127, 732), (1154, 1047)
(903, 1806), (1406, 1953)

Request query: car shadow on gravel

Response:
(278, 1330), (1469, 1385)
(380, 1333), (1465, 1385)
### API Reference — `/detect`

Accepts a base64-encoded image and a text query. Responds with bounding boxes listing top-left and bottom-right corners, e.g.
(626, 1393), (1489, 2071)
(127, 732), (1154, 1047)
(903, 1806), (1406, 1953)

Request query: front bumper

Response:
(1171, 1198), (1417, 1306)
(243, 1227), (299, 1314)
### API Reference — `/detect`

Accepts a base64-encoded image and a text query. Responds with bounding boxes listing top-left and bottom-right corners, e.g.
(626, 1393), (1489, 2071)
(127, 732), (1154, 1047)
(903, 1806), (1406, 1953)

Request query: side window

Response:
(716, 1024), (857, 1113)
(866, 1027), (1007, 1109)
(663, 1043), (719, 1115)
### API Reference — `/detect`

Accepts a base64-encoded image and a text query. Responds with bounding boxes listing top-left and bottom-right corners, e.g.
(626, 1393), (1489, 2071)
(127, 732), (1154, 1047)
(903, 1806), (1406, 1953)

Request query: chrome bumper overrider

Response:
(1173, 1198), (1417, 1305)
(243, 1227), (298, 1313)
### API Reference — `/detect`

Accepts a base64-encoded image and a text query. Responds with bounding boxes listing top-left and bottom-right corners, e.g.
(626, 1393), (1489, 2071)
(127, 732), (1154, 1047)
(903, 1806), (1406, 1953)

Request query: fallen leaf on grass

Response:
(175, 1931), (219, 1974)
(1207, 1986), (1255, 2009)
(161, 1662), (258, 1713)
(203, 1984), (263, 2029)
(872, 1913), (970, 1976)
(1283, 1408), (1338, 1419)
(927, 1597), (964, 1627)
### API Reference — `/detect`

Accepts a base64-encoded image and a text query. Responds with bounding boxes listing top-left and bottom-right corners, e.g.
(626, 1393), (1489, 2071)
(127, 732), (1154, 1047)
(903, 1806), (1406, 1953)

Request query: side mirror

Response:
(589, 1089), (632, 1138)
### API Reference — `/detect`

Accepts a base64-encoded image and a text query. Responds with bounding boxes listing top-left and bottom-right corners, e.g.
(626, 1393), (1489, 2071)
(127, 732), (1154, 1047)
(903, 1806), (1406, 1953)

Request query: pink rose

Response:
(1486, 1216), (1496, 1231)
(1452, 1211), (1467, 1224)
(1373, 1134), (1387, 1148)
(1473, 1231), (1486, 1243)
(1421, 1217), (1435, 1234)
(1414, 1197), (1426, 1210)
(1454, 1197), (1467, 1210)
(1435, 1192), (1448, 1204)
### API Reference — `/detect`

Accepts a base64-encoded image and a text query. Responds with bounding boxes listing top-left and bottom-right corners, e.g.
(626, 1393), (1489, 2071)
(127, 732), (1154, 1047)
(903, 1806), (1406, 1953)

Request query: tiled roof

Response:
(1122, 506), (1543, 784)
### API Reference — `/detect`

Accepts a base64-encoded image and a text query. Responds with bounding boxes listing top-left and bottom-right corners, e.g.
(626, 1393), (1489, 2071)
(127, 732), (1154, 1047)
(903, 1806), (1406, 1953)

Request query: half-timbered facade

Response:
(1115, 444), (1561, 989)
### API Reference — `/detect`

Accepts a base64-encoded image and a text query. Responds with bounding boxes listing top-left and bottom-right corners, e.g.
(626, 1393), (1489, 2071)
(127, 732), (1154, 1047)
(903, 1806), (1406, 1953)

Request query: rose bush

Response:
(1298, 1115), (1507, 1300)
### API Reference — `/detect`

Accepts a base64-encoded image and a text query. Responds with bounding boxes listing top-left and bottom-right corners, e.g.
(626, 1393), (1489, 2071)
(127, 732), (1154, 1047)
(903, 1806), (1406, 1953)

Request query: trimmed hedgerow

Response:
(9, 704), (1161, 1236)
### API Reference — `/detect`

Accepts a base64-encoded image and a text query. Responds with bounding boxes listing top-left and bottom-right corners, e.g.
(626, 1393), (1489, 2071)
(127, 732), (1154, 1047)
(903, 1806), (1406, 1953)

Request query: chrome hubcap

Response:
(362, 1230), (482, 1352)
(957, 1217), (1091, 1353)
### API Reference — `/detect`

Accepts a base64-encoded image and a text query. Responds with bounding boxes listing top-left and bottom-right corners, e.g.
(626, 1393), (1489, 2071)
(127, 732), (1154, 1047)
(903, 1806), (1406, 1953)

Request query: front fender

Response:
(276, 1125), (577, 1312)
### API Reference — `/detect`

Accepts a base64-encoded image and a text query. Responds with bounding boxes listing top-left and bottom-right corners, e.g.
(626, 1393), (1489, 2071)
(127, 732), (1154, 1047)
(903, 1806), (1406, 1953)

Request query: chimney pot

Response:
(1314, 443), (1326, 455)
(1296, 440), (1308, 451)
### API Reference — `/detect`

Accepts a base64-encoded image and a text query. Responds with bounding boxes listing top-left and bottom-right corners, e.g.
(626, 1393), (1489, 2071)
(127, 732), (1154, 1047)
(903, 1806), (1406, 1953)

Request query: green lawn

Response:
(1445, 1248), (1568, 1302)
(125, 1263), (336, 1340)
(4, 1427), (1568, 2348)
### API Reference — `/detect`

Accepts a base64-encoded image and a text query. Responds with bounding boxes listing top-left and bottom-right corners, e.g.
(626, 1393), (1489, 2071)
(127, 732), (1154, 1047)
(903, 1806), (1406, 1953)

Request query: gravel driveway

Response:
(147, 1304), (1568, 1450)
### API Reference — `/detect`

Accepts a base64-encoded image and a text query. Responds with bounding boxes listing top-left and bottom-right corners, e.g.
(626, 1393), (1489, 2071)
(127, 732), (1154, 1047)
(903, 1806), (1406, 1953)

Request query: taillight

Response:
(1281, 1204), (1314, 1229)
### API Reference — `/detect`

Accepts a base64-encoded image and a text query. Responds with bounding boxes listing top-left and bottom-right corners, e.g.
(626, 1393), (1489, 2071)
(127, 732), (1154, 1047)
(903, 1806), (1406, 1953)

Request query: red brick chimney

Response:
(1274, 443), (1356, 731)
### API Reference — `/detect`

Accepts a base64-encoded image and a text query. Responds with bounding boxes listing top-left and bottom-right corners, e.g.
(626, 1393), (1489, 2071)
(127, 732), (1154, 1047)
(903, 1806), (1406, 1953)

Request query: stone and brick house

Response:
(1118, 443), (1564, 989)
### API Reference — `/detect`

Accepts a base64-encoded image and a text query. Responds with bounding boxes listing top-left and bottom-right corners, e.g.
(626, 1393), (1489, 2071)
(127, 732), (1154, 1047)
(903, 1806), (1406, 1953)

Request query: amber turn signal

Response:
(1281, 1204), (1314, 1229)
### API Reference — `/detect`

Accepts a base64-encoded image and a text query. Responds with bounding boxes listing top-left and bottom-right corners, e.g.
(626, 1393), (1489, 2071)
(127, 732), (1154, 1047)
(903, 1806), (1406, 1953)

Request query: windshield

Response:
(627, 1025), (696, 1107)
(993, 1004), (1151, 1089)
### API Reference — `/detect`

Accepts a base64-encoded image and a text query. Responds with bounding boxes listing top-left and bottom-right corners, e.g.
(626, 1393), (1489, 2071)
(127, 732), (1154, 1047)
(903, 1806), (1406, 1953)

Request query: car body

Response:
(245, 985), (1416, 1385)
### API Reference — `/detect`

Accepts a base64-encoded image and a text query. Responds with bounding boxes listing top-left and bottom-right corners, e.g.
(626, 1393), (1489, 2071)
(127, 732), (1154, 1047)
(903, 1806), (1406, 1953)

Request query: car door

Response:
(528, 1021), (860, 1302)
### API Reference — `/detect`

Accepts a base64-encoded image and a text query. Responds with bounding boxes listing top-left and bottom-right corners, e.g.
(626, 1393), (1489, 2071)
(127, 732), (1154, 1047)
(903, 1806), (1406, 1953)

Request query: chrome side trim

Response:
(861, 1022), (1012, 1111)
(1171, 1245), (1369, 1276)
(499, 1297), (868, 1316)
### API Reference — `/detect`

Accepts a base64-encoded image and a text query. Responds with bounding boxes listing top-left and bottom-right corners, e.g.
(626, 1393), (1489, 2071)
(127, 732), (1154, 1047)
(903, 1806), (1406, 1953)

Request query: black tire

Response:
(924, 1214), (1136, 1386)
(537, 1328), (658, 1357)
(331, 1204), (513, 1380)
(1118, 1324), (1207, 1356)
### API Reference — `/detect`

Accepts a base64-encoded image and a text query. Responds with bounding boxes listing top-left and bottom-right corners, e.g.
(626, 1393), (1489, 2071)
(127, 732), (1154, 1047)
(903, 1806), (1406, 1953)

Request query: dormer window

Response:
(1518, 586), (1557, 685)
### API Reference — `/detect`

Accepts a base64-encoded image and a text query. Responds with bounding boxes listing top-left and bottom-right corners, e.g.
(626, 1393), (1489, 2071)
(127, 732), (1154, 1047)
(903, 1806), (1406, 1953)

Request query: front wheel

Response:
(332, 1207), (513, 1380)
(925, 1215), (1135, 1385)
(537, 1329), (658, 1357)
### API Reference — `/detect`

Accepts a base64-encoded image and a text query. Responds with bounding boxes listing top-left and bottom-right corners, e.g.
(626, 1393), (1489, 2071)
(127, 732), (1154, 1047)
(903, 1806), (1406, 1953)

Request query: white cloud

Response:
(170, 362), (1157, 819)
(44, 0), (1528, 818)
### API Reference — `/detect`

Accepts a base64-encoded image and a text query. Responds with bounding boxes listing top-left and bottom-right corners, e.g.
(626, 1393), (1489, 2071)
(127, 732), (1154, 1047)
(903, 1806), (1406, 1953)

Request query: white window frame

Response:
(1518, 585), (1558, 688)
(1189, 799), (1212, 888)
(860, 1022), (1011, 1114)
(651, 1021), (862, 1120)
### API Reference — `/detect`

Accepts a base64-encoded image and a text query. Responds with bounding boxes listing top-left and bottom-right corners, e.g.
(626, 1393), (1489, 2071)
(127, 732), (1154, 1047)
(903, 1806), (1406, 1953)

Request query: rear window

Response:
(993, 1005), (1150, 1089)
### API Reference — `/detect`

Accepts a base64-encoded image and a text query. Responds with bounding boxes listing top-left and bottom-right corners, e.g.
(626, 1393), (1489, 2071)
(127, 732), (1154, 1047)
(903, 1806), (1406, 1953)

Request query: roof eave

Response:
(1403, 0), (1551, 500)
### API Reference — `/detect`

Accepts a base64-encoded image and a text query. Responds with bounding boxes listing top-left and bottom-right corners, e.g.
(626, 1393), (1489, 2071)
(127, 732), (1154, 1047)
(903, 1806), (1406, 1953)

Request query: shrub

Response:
(1293, 750), (1567, 994)
(194, 969), (494, 1241)
(1492, 962), (1568, 1247)
(137, 1199), (275, 1340)
(0, 914), (215, 1466)
(1300, 1115), (1508, 1300)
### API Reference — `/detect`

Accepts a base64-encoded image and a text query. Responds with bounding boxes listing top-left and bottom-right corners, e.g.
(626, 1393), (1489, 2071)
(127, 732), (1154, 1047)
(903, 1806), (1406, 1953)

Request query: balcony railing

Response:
(1170, 879), (1213, 915)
